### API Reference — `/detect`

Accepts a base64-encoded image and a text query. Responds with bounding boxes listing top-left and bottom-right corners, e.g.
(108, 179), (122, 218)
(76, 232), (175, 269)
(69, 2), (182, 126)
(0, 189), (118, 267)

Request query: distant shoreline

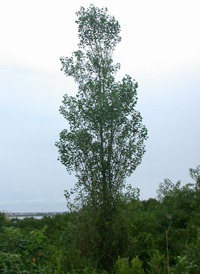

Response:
(4, 212), (65, 218)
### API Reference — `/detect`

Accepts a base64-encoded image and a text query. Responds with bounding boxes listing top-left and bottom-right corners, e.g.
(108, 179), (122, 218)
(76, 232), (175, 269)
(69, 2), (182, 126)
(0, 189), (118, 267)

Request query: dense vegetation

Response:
(0, 166), (200, 273)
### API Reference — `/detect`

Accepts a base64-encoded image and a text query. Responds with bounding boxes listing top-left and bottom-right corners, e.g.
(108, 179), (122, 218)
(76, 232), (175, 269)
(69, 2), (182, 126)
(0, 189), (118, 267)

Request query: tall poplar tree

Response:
(56, 4), (148, 270)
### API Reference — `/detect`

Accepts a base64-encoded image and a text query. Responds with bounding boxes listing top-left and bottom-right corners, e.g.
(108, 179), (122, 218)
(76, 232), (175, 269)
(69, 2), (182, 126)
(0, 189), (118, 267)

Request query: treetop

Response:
(75, 4), (121, 51)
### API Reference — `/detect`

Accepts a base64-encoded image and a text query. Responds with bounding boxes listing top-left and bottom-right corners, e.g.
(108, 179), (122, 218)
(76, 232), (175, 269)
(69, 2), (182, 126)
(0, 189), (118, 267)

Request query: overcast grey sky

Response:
(1, 0), (199, 212)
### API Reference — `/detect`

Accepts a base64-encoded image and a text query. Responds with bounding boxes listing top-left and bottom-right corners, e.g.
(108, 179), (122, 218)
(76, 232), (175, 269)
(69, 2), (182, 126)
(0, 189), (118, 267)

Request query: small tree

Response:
(189, 165), (200, 189)
(56, 4), (148, 270)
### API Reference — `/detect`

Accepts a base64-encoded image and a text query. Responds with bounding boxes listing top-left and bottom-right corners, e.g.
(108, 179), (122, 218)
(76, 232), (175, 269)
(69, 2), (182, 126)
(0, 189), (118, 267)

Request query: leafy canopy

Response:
(56, 5), (148, 210)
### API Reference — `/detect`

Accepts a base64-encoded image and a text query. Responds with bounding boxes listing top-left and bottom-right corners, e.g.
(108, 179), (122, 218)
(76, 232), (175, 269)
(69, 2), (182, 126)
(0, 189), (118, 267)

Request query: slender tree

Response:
(189, 165), (200, 189)
(56, 4), (148, 270)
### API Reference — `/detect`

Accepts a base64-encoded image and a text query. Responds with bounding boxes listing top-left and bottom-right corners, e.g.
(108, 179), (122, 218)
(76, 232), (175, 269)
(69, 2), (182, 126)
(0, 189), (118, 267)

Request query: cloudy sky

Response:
(1, 0), (199, 212)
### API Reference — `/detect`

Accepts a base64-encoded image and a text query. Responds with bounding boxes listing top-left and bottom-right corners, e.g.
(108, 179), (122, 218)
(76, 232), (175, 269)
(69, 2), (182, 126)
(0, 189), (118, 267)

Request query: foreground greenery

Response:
(0, 166), (200, 273)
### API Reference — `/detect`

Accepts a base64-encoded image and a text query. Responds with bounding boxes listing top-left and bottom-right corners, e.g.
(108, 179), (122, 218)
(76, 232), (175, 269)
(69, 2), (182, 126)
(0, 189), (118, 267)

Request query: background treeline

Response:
(0, 166), (200, 273)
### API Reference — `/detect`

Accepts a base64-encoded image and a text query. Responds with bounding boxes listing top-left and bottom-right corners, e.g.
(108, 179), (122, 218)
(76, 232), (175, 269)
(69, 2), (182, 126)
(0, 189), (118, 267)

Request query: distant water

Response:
(6, 212), (64, 220)
(8, 215), (46, 220)
(15, 216), (43, 219)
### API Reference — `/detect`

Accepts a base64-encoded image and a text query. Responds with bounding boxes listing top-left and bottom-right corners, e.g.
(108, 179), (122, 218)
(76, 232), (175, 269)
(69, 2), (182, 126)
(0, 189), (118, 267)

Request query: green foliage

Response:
(0, 226), (56, 273)
(189, 165), (200, 188)
(1, 168), (200, 272)
(171, 228), (200, 273)
(115, 256), (145, 274)
(0, 212), (7, 231)
(147, 250), (165, 274)
(56, 4), (148, 271)
(0, 252), (25, 274)
(157, 179), (198, 228)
